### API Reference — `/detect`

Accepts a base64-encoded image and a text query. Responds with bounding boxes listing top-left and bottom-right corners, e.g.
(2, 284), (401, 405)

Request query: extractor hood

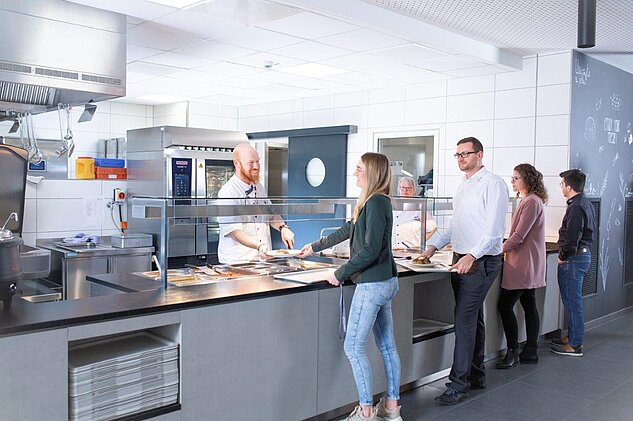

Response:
(0, 0), (126, 120)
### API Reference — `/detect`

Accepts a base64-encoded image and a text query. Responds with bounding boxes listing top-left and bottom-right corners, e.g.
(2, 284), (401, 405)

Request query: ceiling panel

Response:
(228, 52), (305, 70)
(152, 10), (247, 39)
(128, 22), (201, 50)
(213, 27), (304, 51)
(127, 45), (164, 62)
(172, 40), (257, 61)
(141, 51), (217, 69)
(68, 0), (175, 21)
(188, 0), (301, 26)
(127, 61), (184, 77)
(257, 12), (359, 39)
(269, 41), (353, 61)
(317, 28), (408, 52)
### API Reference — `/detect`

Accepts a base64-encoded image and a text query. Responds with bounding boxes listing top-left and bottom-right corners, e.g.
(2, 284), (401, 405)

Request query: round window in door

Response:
(305, 157), (326, 187)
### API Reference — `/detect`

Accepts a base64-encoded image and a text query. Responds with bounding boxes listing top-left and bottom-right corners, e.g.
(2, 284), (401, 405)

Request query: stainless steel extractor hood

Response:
(0, 0), (126, 120)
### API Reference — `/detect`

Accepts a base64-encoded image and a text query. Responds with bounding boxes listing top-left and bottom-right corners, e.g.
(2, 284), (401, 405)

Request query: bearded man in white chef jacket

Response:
(217, 143), (295, 263)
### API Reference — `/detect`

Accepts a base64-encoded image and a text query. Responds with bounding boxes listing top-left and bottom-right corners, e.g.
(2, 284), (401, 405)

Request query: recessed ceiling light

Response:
(146, 0), (208, 9)
(137, 94), (188, 104)
(280, 63), (348, 78)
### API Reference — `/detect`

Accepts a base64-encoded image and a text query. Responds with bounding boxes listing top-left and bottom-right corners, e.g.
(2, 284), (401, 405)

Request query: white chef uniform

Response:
(217, 175), (272, 263)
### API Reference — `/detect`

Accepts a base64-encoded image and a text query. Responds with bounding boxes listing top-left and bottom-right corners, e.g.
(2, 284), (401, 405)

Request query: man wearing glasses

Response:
(419, 137), (509, 405)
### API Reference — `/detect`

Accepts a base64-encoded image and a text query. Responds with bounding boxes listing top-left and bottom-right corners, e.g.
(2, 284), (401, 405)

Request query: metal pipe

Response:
(578, 0), (596, 48)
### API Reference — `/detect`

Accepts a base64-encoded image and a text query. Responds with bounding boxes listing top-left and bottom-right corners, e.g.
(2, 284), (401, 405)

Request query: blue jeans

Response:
(344, 277), (401, 406)
(558, 252), (591, 347)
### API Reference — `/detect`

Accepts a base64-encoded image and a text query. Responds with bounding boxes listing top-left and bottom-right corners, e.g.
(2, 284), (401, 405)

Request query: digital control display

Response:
(28, 160), (46, 172)
(172, 159), (192, 197)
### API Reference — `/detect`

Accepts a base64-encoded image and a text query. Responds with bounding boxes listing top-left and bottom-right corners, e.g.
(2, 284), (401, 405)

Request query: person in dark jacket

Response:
(551, 169), (595, 357)
(299, 152), (402, 421)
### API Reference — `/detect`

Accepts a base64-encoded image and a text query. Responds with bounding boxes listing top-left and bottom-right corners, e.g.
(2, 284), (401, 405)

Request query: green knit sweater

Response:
(311, 194), (398, 284)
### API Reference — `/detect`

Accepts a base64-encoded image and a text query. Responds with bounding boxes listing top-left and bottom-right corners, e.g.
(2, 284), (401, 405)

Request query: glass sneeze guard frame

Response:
(129, 195), (517, 289)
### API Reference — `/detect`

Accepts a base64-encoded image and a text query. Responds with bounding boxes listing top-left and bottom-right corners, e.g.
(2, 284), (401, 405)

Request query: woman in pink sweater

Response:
(496, 164), (548, 369)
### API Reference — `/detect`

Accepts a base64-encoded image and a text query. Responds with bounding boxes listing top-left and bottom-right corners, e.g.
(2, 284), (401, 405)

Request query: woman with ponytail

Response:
(300, 152), (402, 421)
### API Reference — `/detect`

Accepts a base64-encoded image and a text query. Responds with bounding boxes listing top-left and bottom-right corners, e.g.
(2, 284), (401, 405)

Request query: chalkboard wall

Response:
(570, 51), (633, 320)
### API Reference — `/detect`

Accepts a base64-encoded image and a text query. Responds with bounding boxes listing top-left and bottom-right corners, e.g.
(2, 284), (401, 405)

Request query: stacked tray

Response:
(68, 332), (179, 421)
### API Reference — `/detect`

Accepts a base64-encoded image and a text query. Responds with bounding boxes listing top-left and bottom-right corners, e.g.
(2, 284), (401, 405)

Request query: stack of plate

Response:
(68, 332), (179, 421)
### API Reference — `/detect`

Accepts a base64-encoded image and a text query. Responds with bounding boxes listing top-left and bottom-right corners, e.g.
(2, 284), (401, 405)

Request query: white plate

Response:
(265, 249), (302, 257)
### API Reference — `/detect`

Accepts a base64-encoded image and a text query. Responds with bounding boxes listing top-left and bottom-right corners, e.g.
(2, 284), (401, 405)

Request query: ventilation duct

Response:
(0, 0), (126, 120)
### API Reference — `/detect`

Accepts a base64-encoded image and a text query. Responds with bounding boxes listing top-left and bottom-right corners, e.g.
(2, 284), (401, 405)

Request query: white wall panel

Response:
(368, 102), (406, 127)
(494, 88), (536, 119)
(406, 80), (447, 100)
(304, 109), (334, 127)
(493, 146), (534, 176)
(535, 145), (569, 176)
(536, 84), (571, 116)
(538, 52), (572, 86)
(369, 86), (406, 104)
(536, 115), (570, 146)
(447, 75), (495, 96)
(335, 91), (368, 108)
(496, 57), (537, 91)
(446, 92), (494, 122)
(445, 120), (494, 148)
(493, 117), (535, 148)
(405, 97), (446, 125)
(334, 106), (368, 128)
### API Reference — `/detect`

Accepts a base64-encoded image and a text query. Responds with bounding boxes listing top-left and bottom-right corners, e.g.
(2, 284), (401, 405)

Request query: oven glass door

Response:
(205, 159), (234, 198)
(203, 159), (234, 262)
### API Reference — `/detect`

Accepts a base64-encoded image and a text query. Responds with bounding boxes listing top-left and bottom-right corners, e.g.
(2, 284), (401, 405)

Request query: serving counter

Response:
(0, 196), (562, 420)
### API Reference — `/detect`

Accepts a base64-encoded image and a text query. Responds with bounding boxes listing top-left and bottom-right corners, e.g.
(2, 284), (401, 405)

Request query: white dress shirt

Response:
(428, 167), (509, 258)
(217, 175), (272, 263)
(392, 211), (437, 248)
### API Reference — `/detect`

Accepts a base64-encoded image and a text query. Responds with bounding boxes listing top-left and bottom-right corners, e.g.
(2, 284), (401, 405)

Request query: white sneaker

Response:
(375, 397), (403, 421)
(341, 405), (379, 420)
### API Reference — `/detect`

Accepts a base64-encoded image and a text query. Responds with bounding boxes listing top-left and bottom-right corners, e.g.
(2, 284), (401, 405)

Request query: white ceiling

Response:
(66, 0), (633, 106)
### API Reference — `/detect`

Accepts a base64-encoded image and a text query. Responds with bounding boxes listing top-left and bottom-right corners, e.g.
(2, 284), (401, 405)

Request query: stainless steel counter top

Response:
(37, 237), (154, 257)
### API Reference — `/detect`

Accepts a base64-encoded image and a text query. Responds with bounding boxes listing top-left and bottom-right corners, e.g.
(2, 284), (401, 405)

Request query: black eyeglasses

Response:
(453, 151), (477, 159)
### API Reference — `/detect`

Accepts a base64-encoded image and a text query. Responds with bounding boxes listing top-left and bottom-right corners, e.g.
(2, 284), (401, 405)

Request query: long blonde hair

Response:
(353, 152), (391, 222)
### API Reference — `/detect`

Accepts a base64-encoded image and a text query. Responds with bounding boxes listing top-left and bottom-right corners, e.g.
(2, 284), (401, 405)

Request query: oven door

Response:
(194, 159), (234, 260)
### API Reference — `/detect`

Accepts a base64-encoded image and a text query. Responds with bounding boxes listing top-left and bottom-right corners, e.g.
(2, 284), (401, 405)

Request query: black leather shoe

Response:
(435, 387), (469, 405)
(519, 346), (539, 364)
(495, 348), (519, 369)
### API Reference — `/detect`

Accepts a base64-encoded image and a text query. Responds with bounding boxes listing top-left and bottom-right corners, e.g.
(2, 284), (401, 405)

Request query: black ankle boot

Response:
(519, 346), (539, 364)
(495, 348), (519, 369)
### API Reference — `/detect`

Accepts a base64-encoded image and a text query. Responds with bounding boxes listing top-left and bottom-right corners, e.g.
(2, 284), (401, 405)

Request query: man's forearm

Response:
(228, 230), (260, 250)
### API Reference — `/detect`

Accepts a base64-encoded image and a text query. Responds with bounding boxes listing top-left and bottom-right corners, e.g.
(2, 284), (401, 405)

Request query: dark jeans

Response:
(497, 288), (540, 349)
(558, 252), (591, 347)
(448, 253), (502, 393)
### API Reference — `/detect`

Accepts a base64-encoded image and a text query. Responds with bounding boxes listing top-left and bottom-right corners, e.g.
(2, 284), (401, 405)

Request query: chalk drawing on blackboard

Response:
(604, 117), (613, 131)
(608, 133), (617, 144)
(618, 247), (623, 266)
(599, 145), (605, 153)
(610, 93), (621, 111)
(627, 122), (633, 145)
(596, 97), (602, 111)
(614, 120), (620, 132)
(574, 58), (591, 86)
(585, 116), (597, 142)
(600, 238), (609, 290)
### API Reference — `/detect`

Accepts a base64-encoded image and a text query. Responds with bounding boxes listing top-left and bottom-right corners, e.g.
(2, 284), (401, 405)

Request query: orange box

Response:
(95, 166), (127, 180)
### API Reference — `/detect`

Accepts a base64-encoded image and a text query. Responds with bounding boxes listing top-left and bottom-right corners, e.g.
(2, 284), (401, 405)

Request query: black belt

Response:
(454, 252), (499, 260)
(576, 247), (589, 255)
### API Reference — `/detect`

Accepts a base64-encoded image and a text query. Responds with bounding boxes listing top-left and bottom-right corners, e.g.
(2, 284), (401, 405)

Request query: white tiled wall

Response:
(238, 52), (573, 239)
(0, 101), (157, 245)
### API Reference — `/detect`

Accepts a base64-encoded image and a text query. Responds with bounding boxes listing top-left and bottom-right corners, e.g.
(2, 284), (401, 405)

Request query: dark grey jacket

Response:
(311, 194), (398, 284)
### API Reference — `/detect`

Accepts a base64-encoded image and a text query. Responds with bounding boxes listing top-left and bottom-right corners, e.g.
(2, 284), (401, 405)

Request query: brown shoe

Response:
(551, 343), (583, 356)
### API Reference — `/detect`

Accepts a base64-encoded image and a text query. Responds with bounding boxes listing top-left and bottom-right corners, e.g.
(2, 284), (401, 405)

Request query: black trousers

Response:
(497, 287), (540, 349)
(448, 253), (502, 393)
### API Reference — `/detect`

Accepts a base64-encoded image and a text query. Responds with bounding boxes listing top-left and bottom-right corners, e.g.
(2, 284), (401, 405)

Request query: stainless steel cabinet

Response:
(110, 254), (151, 274)
(64, 257), (109, 300)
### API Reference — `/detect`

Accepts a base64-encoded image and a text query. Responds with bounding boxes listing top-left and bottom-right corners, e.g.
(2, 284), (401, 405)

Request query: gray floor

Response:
(334, 311), (633, 421)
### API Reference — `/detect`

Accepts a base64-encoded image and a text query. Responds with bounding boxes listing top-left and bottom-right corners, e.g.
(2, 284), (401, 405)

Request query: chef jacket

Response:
(217, 175), (272, 263)
(391, 211), (437, 248)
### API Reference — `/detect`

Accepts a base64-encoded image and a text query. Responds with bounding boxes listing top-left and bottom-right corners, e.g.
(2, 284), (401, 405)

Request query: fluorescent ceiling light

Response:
(146, 0), (208, 8)
(137, 94), (188, 104)
(401, 169), (413, 177)
(280, 63), (348, 78)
